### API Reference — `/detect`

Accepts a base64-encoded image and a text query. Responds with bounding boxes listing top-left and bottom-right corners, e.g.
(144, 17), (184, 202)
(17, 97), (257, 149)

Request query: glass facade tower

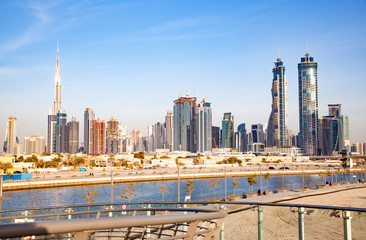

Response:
(197, 98), (212, 153)
(298, 52), (319, 155)
(237, 123), (247, 152)
(267, 57), (287, 147)
(173, 95), (197, 152)
(221, 113), (234, 148)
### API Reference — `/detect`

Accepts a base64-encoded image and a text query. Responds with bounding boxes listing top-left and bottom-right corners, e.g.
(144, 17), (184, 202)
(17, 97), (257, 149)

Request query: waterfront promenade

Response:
(224, 184), (366, 239)
(2, 166), (364, 191)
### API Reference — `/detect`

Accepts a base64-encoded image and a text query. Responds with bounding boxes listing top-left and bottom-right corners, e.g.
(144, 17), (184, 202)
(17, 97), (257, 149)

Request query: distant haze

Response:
(0, 0), (365, 148)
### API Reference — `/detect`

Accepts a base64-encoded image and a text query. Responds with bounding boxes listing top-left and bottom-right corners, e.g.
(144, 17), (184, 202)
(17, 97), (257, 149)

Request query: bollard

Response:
(298, 207), (305, 240)
(342, 211), (352, 240)
(258, 206), (263, 240)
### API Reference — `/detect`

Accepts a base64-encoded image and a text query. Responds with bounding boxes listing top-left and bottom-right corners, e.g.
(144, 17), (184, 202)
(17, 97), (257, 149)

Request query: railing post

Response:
(183, 203), (188, 233)
(219, 204), (225, 240)
(298, 207), (305, 240)
(67, 207), (72, 220)
(146, 203), (151, 238)
(257, 205), (263, 240)
(343, 211), (352, 240)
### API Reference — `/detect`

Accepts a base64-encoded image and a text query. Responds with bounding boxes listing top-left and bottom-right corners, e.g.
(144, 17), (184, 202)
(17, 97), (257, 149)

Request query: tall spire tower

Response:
(52, 42), (62, 114)
(48, 42), (67, 153)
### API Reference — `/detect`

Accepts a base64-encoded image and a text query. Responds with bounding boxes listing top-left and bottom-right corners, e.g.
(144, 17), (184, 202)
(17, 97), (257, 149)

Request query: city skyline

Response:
(1, 0), (366, 146)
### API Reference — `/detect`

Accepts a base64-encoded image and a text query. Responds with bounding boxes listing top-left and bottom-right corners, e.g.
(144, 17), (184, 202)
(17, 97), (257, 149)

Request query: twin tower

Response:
(267, 52), (318, 156)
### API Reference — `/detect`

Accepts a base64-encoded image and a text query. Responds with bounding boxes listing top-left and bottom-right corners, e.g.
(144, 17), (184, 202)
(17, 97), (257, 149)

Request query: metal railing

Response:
(0, 204), (226, 239)
(0, 201), (365, 240)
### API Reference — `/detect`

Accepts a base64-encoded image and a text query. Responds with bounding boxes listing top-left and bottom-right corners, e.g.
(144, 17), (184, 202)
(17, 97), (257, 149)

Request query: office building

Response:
(221, 113), (234, 148)
(4, 116), (21, 155)
(249, 124), (265, 145)
(147, 122), (165, 152)
(23, 136), (45, 155)
(212, 126), (220, 149)
(67, 118), (79, 154)
(93, 119), (106, 155)
(106, 117), (119, 154)
(56, 111), (67, 153)
(84, 108), (95, 154)
(342, 115), (350, 151)
(237, 123), (247, 152)
(173, 95), (197, 152)
(298, 51), (319, 155)
(197, 98), (212, 153)
(165, 110), (174, 151)
(319, 104), (345, 156)
(267, 57), (287, 147)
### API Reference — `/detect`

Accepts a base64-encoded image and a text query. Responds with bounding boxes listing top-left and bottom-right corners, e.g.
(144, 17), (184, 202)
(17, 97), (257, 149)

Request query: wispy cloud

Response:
(0, 1), (53, 52)
(139, 17), (219, 34)
(0, 67), (16, 77)
(133, 16), (223, 42)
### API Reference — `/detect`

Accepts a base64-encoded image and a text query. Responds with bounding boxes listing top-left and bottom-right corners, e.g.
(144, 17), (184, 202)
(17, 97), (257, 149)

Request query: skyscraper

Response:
(173, 95), (197, 152)
(93, 119), (106, 155)
(106, 117), (119, 154)
(249, 124), (265, 144)
(56, 111), (67, 153)
(4, 116), (21, 155)
(342, 115), (350, 151)
(319, 104), (344, 156)
(221, 113), (234, 148)
(165, 110), (174, 151)
(197, 98), (212, 153)
(298, 51), (319, 155)
(48, 44), (67, 153)
(237, 123), (247, 152)
(84, 108), (95, 154)
(24, 136), (45, 155)
(267, 57), (287, 147)
(68, 117), (79, 154)
(212, 126), (220, 149)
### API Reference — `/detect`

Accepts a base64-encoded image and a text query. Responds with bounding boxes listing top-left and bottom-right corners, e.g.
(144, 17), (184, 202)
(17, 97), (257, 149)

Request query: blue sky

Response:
(0, 0), (366, 147)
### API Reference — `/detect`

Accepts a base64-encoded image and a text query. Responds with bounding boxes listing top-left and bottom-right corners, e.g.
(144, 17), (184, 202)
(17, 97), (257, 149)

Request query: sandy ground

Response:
(224, 185), (366, 240)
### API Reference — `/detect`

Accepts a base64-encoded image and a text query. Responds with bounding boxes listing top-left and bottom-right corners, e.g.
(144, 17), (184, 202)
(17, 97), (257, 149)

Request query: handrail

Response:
(1, 199), (366, 216)
(0, 210), (227, 238)
(0, 207), (219, 221)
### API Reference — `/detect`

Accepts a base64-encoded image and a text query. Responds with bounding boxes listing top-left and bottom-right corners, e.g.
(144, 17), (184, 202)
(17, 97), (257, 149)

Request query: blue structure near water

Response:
(0, 174), (32, 180)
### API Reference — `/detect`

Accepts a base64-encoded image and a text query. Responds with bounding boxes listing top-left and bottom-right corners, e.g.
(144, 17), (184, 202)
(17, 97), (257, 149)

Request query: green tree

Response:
(120, 183), (136, 203)
(17, 156), (25, 162)
(264, 172), (271, 193)
(157, 182), (168, 201)
(232, 178), (240, 196)
(207, 179), (221, 200)
(0, 162), (13, 174)
(25, 155), (39, 163)
(133, 152), (145, 159)
(41, 152), (51, 156)
(246, 176), (258, 193)
(185, 181), (195, 199)
(73, 156), (85, 167)
(108, 154), (115, 165)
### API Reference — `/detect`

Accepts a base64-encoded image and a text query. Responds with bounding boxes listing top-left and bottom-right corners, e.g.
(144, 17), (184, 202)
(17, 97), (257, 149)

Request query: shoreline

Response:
(3, 168), (364, 192)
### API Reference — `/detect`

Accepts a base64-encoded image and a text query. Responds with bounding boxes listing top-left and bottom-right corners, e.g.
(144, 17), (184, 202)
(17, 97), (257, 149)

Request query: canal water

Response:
(2, 173), (360, 211)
